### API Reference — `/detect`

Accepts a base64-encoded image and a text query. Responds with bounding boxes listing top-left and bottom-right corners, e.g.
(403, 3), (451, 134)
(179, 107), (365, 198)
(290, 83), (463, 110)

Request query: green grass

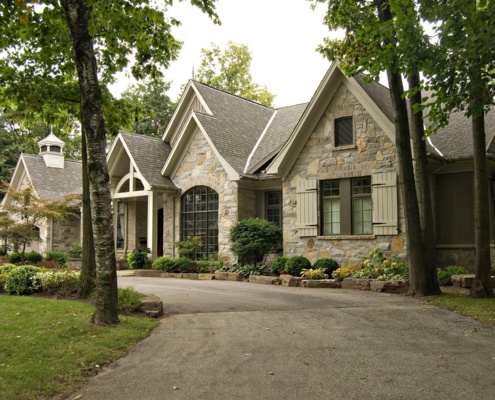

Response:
(0, 296), (159, 400)
(425, 289), (495, 326)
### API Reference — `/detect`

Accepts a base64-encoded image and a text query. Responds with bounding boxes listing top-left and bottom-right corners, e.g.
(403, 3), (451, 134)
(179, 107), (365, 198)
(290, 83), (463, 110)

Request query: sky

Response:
(109, 0), (339, 108)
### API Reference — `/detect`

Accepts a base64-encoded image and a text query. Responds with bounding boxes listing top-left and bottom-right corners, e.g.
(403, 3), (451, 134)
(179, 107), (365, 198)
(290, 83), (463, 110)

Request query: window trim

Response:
(334, 117), (354, 147)
(180, 186), (219, 258)
(265, 190), (282, 227)
(320, 176), (372, 236)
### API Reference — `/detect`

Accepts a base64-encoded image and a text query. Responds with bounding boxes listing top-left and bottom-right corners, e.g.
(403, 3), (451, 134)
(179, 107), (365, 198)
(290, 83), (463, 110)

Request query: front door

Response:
(157, 208), (163, 257)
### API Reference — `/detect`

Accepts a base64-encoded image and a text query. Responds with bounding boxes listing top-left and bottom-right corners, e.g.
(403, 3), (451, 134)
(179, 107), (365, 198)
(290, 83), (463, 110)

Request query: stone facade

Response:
(51, 215), (80, 251)
(282, 83), (406, 266)
(167, 128), (244, 264)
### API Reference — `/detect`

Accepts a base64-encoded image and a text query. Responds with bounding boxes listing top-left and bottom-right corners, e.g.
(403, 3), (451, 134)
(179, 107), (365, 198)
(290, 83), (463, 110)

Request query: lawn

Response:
(425, 288), (495, 326)
(0, 296), (159, 400)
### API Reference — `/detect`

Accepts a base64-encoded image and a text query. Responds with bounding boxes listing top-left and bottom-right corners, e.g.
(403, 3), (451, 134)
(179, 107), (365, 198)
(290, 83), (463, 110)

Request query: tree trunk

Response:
(470, 71), (494, 297)
(78, 130), (97, 298)
(62, 0), (119, 323)
(408, 71), (441, 295)
(376, 0), (429, 296)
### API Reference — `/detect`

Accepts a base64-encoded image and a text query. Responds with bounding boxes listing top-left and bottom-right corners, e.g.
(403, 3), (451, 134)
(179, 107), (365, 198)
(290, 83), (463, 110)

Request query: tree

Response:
(420, 0), (495, 297)
(315, 0), (440, 295)
(0, 183), (77, 258)
(194, 41), (275, 106)
(0, 0), (219, 323)
(121, 77), (175, 137)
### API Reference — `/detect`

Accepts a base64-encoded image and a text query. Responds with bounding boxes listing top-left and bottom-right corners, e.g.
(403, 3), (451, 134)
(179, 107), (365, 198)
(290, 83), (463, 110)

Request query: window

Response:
(181, 186), (219, 258)
(321, 177), (372, 235)
(50, 145), (62, 153)
(335, 117), (353, 147)
(116, 202), (126, 250)
(265, 191), (282, 227)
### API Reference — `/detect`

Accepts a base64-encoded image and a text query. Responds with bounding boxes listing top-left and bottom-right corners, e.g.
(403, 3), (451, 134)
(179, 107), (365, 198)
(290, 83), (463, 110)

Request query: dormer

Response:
(38, 132), (65, 169)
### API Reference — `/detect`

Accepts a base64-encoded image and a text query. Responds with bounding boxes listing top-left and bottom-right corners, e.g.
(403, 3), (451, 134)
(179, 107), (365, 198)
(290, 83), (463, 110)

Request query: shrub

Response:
(45, 250), (69, 267)
(301, 268), (328, 280)
(4, 266), (41, 294)
(313, 258), (339, 278)
(127, 248), (150, 270)
(31, 270), (80, 295)
(0, 264), (17, 289)
(176, 258), (195, 273)
(67, 242), (82, 258)
(346, 248), (409, 281)
(286, 256), (311, 276)
(437, 266), (470, 286)
(230, 264), (264, 278)
(37, 260), (60, 269)
(118, 286), (144, 314)
(25, 251), (43, 264)
(152, 256), (175, 272)
(152, 257), (195, 273)
(176, 236), (202, 259)
(7, 252), (22, 264)
(230, 218), (282, 265)
(271, 256), (288, 276)
(332, 264), (363, 281)
(196, 259), (211, 274)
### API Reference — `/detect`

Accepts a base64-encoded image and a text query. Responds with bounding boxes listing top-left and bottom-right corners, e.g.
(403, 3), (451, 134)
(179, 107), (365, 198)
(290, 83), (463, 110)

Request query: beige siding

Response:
(172, 96), (207, 147)
(372, 172), (398, 235)
(296, 180), (318, 237)
(435, 172), (474, 244)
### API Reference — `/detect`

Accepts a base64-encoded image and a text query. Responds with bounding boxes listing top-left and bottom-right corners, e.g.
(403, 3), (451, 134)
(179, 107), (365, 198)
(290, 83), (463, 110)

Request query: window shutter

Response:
(296, 179), (318, 237)
(372, 172), (398, 235)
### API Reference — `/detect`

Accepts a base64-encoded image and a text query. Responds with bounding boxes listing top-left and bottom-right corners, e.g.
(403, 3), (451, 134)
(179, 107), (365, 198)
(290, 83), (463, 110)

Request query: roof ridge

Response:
(275, 102), (309, 111)
(192, 80), (276, 110)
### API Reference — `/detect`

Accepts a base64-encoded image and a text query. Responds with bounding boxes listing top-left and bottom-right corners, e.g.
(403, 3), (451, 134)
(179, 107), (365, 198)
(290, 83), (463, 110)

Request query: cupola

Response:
(38, 131), (65, 169)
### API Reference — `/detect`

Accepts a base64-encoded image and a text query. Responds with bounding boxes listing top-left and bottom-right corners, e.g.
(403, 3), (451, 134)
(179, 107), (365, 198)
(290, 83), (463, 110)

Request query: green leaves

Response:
(194, 41), (276, 106)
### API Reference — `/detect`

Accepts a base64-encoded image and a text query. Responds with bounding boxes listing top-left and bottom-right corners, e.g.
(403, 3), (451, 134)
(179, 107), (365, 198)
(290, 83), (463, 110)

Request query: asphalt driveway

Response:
(68, 277), (495, 400)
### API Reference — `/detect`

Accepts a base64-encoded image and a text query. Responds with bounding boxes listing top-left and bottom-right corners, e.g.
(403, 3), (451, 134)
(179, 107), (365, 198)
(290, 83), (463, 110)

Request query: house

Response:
(107, 62), (495, 268)
(0, 132), (82, 255)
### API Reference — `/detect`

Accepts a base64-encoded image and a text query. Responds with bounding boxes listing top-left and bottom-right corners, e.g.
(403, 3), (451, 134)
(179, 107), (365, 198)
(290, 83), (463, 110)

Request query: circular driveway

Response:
(70, 277), (495, 400)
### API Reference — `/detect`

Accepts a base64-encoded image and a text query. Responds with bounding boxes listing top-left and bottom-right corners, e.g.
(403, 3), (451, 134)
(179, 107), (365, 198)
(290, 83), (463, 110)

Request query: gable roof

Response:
(20, 154), (82, 200)
(192, 82), (276, 174)
(267, 62), (396, 178)
(118, 132), (177, 190)
(244, 103), (308, 174)
(426, 107), (495, 160)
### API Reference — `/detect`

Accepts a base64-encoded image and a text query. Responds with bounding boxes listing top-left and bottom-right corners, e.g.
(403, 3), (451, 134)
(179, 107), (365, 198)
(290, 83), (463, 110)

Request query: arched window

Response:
(181, 186), (219, 258)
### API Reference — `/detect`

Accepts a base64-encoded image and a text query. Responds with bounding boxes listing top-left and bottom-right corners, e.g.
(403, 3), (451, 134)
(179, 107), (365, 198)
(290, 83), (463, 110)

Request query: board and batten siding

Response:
(435, 171), (474, 244)
(372, 172), (398, 235)
(296, 180), (317, 237)
(171, 95), (206, 147)
(295, 172), (398, 237)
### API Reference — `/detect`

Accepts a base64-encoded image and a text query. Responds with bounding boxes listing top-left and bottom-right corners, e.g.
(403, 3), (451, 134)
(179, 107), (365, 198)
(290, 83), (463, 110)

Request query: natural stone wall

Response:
(436, 246), (495, 270)
(170, 128), (238, 264)
(238, 187), (257, 221)
(283, 82), (406, 266)
(51, 215), (80, 251)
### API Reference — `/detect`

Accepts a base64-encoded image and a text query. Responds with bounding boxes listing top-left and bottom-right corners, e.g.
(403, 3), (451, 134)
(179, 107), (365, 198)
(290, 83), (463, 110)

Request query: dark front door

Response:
(157, 208), (163, 257)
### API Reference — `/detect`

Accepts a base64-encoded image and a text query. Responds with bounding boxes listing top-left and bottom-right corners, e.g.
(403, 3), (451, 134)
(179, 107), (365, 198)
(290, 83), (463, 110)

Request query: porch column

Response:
(147, 191), (158, 259)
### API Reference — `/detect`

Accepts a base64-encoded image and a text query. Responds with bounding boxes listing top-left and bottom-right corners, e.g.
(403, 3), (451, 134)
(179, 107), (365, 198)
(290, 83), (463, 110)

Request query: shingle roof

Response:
(426, 108), (495, 159)
(192, 82), (275, 174)
(120, 132), (177, 190)
(245, 103), (308, 173)
(354, 74), (394, 123)
(22, 154), (82, 200)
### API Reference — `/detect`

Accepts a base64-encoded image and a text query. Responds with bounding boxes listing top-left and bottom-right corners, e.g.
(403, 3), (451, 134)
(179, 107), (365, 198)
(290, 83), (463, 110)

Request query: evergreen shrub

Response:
(286, 256), (311, 276)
